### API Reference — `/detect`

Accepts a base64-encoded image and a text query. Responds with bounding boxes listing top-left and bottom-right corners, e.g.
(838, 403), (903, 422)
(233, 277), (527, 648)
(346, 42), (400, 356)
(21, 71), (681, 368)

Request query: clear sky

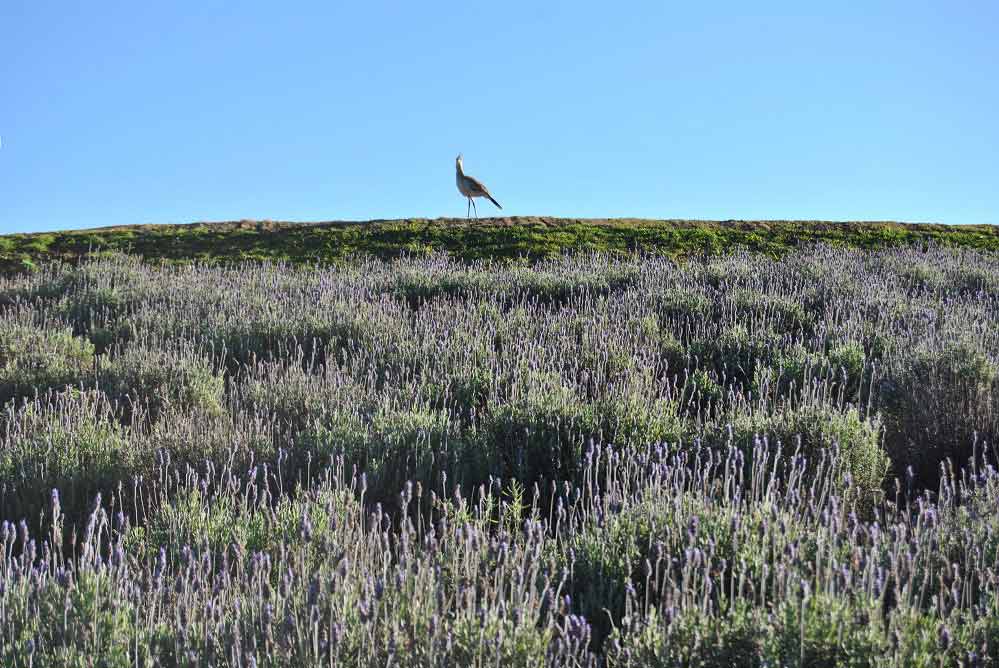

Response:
(2, 1), (997, 233)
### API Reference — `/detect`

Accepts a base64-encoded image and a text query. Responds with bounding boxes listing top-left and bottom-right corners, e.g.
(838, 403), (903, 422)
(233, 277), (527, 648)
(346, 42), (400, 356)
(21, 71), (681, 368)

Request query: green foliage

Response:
(3, 219), (999, 275)
(826, 340), (868, 401)
(5, 571), (138, 667)
(767, 594), (886, 667)
(714, 405), (888, 501)
(770, 343), (824, 396)
(680, 368), (725, 413)
(481, 382), (593, 485)
(95, 344), (224, 421)
(448, 612), (554, 667)
(695, 324), (781, 392)
(607, 605), (768, 667)
(0, 322), (93, 405)
(597, 392), (683, 450)
(651, 286), (713, 323)
(0, 390), (131, 527)
(896, 262), (946, 291)
(239, 358), (371, 434)
(881, 339), (998, 484)
(732, 289), (813, 335)
(145, 404), (276, 472)
(133, 482), (351, 559)
(298, 408), (465, 505)
(769, 340), (868, 404)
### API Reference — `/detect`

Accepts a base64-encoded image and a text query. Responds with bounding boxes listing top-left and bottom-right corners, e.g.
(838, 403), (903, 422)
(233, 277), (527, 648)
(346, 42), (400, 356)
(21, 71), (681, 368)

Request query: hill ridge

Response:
(2, 217), (997, 275)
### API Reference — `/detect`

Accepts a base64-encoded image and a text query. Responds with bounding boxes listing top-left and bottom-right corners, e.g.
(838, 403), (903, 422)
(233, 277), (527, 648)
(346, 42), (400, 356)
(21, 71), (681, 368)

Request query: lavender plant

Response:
(0, 245), (997, 665)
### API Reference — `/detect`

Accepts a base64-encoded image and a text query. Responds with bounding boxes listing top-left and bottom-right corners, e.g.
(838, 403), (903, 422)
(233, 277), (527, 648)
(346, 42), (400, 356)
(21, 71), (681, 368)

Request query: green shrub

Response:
(827, 341), (867, 402)
(60, 284), (130, 324)
(0, 390), (132, 527)
(886, 608), (999, 668)
(657, 333), (689, 377)
(564, 496), (659, 647)
(766, 593), (885, 667)
(881, 340), (998, 487)
(609, 594), (885, 667)
(695, 324), (781, 392)
(732, 289), (813, 335)
(704, 405), (888, 502)
(597, 392), (683, 449)
(239, 360), (367, 434)
(651, 287), (713, 323)
(96, 345), (224, 421)
(448, 612), (555, 667)
(946, 264), (999, 296)
(768, 340), (867, 405)
(896, 262), (945, 291)
(144, 405), (276, 473)
(58, 285), (138, 351)
(0, 322), (94, 405)
(607, 605), (768, 668)
(298, 408), (465, 505)
(564, 484), (787, 652)
(506, 265), (640, 305)
(7, 570), (138, 667)
(769, 344), (822, 397)
(482, 383), (596, 486)
(390, 267), (492, 307)
(132, 481), (352, 560)
(679, 368), (725, 415)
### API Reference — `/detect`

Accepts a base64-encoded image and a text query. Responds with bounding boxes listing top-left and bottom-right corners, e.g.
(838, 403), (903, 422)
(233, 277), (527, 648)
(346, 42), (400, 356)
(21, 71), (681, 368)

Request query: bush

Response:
(609, 594), (886, 667)
(881, 340), (998, 487)
(826, 340), (868, 402)
(95, 344), (224, 421)
(482, 383), (596, 486)
(651, 287), (713, 324)
(4, 570), (138, 666)
(296, 408), (467, 506)
(679, 367), (725, 415)
(596, 392), (683, 449)
(896, 262), (945, 291)
(704, 405), (888, 502)
(732, 289), (813, 335)
(769, 340), (868, 405)
(766, 593), (885, 667)
(607, 605), (768, 668)
(564, 482), (781, 652)
(0, 390), (132, 527)
(132, 480), (352, 560)
(0, 322), (94, 405)
(239, 358), (368, 434)
(144, 405), (276, 473)
(694, 324), (782, 393)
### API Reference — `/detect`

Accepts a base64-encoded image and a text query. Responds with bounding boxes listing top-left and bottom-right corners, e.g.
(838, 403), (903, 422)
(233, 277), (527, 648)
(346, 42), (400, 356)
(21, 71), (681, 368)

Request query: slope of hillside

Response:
(2, 217), (998, 274)
(3, 248), (999, 664)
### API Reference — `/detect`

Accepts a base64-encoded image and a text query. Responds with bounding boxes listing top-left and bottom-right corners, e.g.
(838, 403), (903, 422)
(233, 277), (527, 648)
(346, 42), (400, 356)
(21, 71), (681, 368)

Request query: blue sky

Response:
(2, 1), (997, 233)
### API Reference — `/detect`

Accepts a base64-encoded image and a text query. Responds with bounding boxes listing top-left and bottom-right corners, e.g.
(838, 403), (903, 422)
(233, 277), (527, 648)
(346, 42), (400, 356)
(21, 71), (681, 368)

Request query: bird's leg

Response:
(466, 198), (471, 219)
(472, 198), (478, 219)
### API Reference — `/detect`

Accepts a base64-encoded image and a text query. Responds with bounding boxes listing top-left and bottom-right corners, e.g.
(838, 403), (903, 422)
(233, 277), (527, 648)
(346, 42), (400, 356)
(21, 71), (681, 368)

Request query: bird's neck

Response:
(456, 162), (464, 175)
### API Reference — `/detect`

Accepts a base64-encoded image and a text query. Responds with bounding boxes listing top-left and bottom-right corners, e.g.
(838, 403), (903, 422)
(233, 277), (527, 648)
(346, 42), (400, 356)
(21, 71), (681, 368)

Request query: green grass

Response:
(2, 218), (997, 274)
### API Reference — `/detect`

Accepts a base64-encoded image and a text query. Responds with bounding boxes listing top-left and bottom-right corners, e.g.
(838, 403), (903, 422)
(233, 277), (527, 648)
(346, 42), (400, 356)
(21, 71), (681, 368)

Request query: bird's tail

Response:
(487, 194), (502, 209)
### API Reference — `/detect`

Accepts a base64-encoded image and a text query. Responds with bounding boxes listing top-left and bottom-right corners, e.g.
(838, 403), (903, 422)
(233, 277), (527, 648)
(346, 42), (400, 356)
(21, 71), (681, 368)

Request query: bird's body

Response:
(455, 154), (501, 218)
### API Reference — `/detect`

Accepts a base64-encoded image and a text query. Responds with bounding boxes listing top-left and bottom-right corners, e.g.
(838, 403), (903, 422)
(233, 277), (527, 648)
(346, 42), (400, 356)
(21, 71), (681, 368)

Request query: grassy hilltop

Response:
(2, 217), (999, 273)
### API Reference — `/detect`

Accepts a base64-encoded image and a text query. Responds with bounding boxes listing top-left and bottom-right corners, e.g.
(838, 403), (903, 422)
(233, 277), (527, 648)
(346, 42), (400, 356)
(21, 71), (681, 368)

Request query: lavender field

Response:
(1, 246), (998, 666)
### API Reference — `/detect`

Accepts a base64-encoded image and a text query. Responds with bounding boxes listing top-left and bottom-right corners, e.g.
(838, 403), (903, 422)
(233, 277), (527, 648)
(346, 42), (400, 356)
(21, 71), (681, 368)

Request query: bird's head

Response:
(455, 153), (463, 169)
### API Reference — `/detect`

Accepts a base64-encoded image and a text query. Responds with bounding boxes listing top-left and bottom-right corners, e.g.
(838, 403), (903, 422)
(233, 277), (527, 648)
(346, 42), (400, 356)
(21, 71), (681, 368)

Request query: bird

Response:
(455, 154), (502, 219)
